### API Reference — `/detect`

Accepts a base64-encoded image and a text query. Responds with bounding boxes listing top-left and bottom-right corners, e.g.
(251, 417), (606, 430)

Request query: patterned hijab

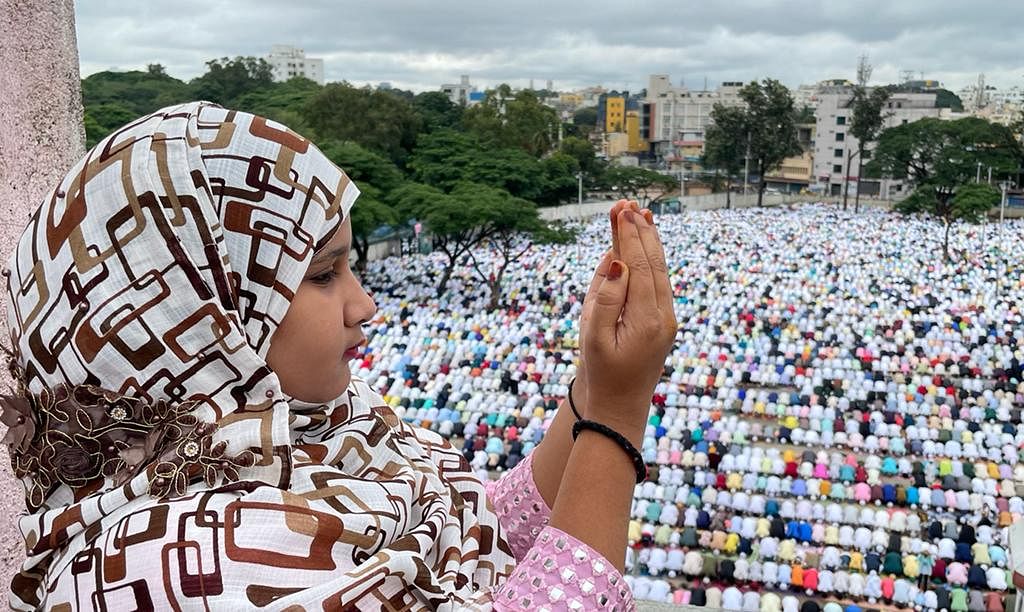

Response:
(3, 102), (514, 609)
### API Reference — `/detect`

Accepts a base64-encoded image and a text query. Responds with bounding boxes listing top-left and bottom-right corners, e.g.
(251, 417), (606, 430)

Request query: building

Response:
(604, 132), (631, 157)
(958, 76), (1023, 126)
(643, 75), (745, 168)
(812, 88), (941, 198)
(764, 124), (816, 193)
(597, 92), (629, 133)
(266, 45), (324, 84)
(596, 92), (648, 158)
(441, 75), (477, 107)
(625, 110), (646, 153)
(791, 79), (854, 112)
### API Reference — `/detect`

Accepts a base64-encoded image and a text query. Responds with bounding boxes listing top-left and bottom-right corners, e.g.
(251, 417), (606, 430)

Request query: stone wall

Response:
(0, 0), (86, 589)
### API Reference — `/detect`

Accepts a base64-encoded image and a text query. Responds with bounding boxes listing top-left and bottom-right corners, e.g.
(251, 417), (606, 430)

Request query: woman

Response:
(1, 102), (676, 610)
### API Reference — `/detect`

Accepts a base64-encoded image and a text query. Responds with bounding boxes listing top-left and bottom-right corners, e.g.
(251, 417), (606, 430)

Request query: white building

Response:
(266, 45), (324, 85)
(791, 80), (854, 112)
(643, 75), (745, 166)
(813, 89), (941, 198)
(441, 75), (477, 106)
(958, 78), (1022, 126)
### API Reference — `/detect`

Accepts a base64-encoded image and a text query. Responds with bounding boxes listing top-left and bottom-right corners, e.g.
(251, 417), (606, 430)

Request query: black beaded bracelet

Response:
(567, 377), (583, 421)
(571, 418), (647, 484)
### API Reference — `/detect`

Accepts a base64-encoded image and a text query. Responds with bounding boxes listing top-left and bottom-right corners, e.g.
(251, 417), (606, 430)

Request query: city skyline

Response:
(75, 0), (1023, 94)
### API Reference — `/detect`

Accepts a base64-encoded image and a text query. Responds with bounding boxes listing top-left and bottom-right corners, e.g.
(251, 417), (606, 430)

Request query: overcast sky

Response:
(75, 1), (1023, 95)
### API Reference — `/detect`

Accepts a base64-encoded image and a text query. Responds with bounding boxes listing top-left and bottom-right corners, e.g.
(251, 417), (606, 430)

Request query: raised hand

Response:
(580, 206), (677, 440)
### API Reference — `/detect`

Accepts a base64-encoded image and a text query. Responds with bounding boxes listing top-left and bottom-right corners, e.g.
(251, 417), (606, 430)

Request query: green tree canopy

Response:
(871, 117), (1021, 260)
(304, 82), (422, 165)
(189, 56), (275, 107)
(538, 152), (581, 206)
(463, 85), (559, 157)
(600, 166), (678, 205)
(704, 103), (749, 208)
(234, 77), (322, 136)
(740, 79), (802, 206)
(867, 117), (1020, 193)
(408, 129), (546, 200)
(82, 102), (140, 148)
(413, 91), (464, 132)
(321, 140), (405, 194)
(390, 182), (486, 297)
(447, 183), (568, 309)
(81, 69), (194, 146)
(573, 107), (598, 133)
(348, 185), (399, 271)
(319, 141), (406, 268)
(846, 86), (892, 211)
(559, 136), (602, 177)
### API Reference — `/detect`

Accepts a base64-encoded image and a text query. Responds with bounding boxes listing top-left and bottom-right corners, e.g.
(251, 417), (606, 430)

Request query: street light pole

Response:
(999, 180), (1010, 246)
(742, 132), (751, 198)
(576, 171), (583, 260)
(976, 162), (982, 183)
(576, 171), (583, 217)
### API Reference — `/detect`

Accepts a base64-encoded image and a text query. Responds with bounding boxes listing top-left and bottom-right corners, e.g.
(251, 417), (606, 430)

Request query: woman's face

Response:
(266, 218), (377, 403)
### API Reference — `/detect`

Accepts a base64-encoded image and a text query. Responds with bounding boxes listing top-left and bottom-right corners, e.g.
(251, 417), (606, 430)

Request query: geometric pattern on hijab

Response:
(4, 102), (514, 609)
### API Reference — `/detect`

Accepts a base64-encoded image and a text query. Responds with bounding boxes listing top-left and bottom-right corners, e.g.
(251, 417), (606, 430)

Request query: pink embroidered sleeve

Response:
(483, 454), (636, 611)
(490, 526), (636, 611)
(483, 452), (552, 561)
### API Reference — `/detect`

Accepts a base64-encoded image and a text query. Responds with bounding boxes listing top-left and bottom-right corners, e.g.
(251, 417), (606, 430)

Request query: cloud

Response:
(74, 0), (1024, 93)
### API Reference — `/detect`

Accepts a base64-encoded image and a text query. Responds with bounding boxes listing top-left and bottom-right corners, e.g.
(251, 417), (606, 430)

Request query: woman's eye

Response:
(309, 270), (338, 285)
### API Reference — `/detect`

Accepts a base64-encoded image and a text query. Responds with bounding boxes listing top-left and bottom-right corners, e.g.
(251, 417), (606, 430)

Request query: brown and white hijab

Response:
(3, 102), (514, 610)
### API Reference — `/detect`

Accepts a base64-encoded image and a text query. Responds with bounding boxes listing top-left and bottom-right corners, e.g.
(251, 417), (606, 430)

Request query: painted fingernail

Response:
(643, 210), (654, 224)
(608, 261), (624, 280)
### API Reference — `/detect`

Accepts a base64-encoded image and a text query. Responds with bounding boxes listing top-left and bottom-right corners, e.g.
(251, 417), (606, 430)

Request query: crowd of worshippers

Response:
(351, 204), (1024, 610)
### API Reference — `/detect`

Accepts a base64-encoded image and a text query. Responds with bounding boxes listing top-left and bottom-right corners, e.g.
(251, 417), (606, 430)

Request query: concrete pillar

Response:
(0, 0), (85, 588)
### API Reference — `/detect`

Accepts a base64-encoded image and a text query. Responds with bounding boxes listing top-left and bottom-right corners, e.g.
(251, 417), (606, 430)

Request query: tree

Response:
(413, 91), (464, 132)
(81, 69), (193, 145)
(319, 141), (406, 268)
(795, 105), (815, 124)
(601, 166), (678, 206)
(389, 182), (483, 297)
(83, 102), (138, 148)
(846, 86), (891, 212)
(348, 185), (399, 272)
(189, 56), (274, 107)
(463, 85), (560, 157)
(447, 183), (575, 309)
(934, 89), (965, 112)
(869, 117), (1022, 260)
(538, 152), (580, 206)
(320, 140), (405, 194)
(895, 183), (998, 262)
(560, 136), (602, 177)
(408, 129), (546, 200)
(234, 76), (322, 137)
(573, 107), (598, 134)
(304, 82), (422, 165)
(704, 104), (748, 208)
(82, 69), (191, 115)
(739, 79), (802, 206)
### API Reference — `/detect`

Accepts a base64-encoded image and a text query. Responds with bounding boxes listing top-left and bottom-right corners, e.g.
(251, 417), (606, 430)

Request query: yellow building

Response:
(605, 97), (625, 133)
(765, 124), (815, 190)
(604, 132), (630, 157)
(625, 110), (647, 153)
(560, 92), (584, 107)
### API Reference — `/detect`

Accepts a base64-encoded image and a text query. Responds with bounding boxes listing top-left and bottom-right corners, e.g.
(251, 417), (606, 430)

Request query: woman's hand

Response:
(579, 205), (676, 440)
(575, 200), (643, 414)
